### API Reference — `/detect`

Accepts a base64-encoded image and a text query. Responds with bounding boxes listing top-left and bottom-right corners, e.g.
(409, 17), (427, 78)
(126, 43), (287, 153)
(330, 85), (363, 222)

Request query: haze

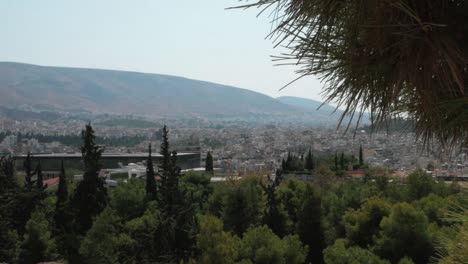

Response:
(0, 0), (324, 101)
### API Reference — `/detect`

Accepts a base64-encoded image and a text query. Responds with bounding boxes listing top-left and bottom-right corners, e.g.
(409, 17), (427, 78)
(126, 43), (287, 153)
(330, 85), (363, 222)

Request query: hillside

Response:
(276, 96), (337, 113)
(0, 62), (345, 125)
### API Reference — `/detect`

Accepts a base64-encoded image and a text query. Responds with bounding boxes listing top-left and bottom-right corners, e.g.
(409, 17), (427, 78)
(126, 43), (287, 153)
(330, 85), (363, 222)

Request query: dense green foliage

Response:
(0, 125), (466, 264)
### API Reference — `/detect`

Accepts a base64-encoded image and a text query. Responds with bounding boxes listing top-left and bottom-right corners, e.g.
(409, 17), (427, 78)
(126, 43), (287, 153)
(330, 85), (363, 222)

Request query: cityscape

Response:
(1, 1), (467, 264)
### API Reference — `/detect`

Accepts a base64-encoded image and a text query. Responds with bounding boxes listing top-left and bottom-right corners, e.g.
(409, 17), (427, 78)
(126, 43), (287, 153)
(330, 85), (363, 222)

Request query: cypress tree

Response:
(54, 160), (69, 231)
(297, 185), (325, 263)
(56, 160), (68, 206)
(36, 160), (45, 190)
(285, 152), (292, 171)
(340, 152), (345, 170)
(359, 145), (364, 167)
(155, 126), (196, 263)
(23, 152), (36, 190)
(158, 125), (171, 206)
(159, 125), (171, 173)
(305, 149), (314, 171)
(0, 155), (16, 190)
(71, 123), (108, 234)
(205, 151), (213, 172)
(261, 170), (286, 237)
(334, 152), (338, 170)
(145, 144), (157, 200)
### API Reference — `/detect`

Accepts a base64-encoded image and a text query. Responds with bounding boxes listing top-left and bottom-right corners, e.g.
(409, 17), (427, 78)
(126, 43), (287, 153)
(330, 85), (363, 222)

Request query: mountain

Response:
(0, 62), (345, 125)
(276, 96), (370, 125)
(276, 96), (338, 113)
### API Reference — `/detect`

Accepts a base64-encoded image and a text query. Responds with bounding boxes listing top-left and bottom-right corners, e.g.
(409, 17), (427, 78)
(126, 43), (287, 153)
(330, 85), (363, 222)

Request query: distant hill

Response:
(0, 62), (347, 125)
(276, 96), (370, 125)
(276, 96), (338, 113)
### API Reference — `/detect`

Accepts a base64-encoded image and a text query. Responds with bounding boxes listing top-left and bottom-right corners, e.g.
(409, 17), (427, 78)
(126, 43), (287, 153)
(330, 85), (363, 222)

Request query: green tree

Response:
(205, 151), (214, 172)
(334, 152), (338, 171)
(56, 160), (68, 208)
(321, 180), (379, 245)
(36, 160), (45, 190)
(340, 152), (345, 170)
(343, 196), (391, 247)
(0, 158), (20, 262)
(23, 152), (36, 190)
(296, 184), (325, 263)
(374, 203), (433, 263)
(196, 215), (240, 264)
(181, 171), (213, 212)
(155, 125), (197, 263)
(315, 164), (335, 189)
(222, 176), (265, 236)
(277, 178), (307, 227)
(79, 208), (133, 264)
(70, 123), (108, 234)
(413, 193), (448, 225)
(262, 170), (288, 237)
(159, 125), (171, 173)
(18, 210), (57, 264)
(305, 149), (315, 171)
(323, 239), (390, 264)
(398, 257), (415, 264)
(110, 179), (146, 220)
(0, 155), (16, 191)
(54, 160), (69, 231)
(359, 145), (364, 167)
(239, 225), (308, 264)
(124, 203), (161, 263)
(407, 169), (435, 200)
(145, 143), (157, 201)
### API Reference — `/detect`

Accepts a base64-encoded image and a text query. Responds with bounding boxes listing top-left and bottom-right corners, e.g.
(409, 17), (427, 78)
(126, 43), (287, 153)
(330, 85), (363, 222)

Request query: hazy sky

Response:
(1, 0), (325, 101)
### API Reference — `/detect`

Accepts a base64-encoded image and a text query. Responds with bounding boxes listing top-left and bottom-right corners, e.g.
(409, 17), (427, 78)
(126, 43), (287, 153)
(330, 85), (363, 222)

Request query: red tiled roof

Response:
(44, 177), (59, 186)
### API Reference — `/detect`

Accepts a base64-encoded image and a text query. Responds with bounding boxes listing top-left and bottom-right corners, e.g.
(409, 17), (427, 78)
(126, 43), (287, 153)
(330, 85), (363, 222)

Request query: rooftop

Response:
(15, 152), (198, 158)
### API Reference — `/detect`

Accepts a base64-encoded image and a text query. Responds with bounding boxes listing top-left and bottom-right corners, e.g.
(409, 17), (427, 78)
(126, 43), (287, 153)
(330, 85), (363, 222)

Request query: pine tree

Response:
(145, 144), (157, 200)
(18, 210), (57, 264)
(359, 145), (364, 167)
(23, 152), (36, 190)
(205, 151), (213, 173)
(71, 123), (108, 234)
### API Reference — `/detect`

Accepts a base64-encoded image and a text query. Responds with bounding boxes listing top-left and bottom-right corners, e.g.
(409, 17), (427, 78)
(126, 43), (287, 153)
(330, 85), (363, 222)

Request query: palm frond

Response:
(234, 0), (468, 147)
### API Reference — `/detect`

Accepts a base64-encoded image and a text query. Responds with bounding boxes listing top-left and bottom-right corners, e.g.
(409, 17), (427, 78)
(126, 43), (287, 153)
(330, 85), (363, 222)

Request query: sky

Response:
(0, 0), (325, 101)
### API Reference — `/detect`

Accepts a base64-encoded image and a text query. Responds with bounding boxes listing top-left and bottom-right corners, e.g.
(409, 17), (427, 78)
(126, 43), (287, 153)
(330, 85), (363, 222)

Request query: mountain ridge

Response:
(0, 62), (345, 125)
